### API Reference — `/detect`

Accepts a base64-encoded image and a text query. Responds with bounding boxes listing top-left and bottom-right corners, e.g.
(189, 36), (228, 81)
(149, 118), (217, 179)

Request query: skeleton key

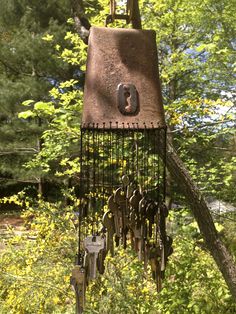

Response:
(112, 207), (122, 238)
(143, 242), (150, 272)
(97, 230), (107, 275)
(83, 251), (89, 269)
(108, 195), (122, 237)
(108, 194), (116, 209)
(121, 177), (133, 218)
(114, 187), (130, 249)
(133, 227), (143, 260)
(97, 246), (106, 275)
(129, 189), (142, 210)
(155, 261), (162, 292)
(102, 211), (115, 256)
(129, 190), (142, 232)
(148, 251), (157, 280)
(138, 193), (148, 228)
(121, 212), (129, 250)
(122, 174), (130, 188)
(140, 226), (147, 262)
(148, 245), (162, 292)
(84, 235), (105, 280)
(160, 236), (173, 280)
(70, 265), (86, 313)
(160, 243), (166, 280)
(160, 242), (165, 272)
(166, 236), (173, 258)
(83, 251), (89, 286)
(141, 220), (147, 241)
(139, 194), (147, 217)
(129, 207), (136, 230)
(146, 201), (158, 237)
(115, 234), (120, 247)
(126, 182), (135, 199)
(130, 228), (135, 250)
(160, 203), (169, 218)
(114, 187), (126, 207)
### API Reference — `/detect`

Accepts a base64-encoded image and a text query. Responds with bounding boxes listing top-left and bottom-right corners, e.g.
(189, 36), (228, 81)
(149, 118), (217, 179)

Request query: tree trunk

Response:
(165, 140), (236, 300)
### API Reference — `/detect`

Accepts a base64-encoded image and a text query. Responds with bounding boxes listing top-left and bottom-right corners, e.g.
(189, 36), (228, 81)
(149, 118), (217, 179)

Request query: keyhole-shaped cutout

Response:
(124, 89), (132, 113)
(117, 83), (139, 116)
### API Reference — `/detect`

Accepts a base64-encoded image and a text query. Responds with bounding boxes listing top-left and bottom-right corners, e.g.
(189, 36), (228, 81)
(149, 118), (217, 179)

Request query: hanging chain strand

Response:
(131, 125), (135, 180)
(157, 129), (160, 204)
(102, 123), (105, 206)
(116, 122), (119, 186)
(78, 128), (83, 263)
(122, 123), (125, 175)
(95, 124), (99, 233)
(92, 127), (96, 235)
(163, 127), (167, 202)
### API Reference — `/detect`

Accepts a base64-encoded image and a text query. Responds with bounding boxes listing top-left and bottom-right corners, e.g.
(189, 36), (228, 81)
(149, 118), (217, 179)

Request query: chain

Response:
(106, 0), (134, 26)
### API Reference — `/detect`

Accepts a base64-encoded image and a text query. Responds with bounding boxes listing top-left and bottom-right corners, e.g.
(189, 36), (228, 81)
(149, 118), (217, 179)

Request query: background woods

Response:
(0, 0), (235, 313)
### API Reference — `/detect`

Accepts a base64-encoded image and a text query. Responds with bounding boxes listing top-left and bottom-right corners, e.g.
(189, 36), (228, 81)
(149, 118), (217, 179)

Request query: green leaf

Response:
(22, 100), (34, 106)
(42, 34), (54, 41)
(34, 102), (55, 115)
(18, 110), (35, 119)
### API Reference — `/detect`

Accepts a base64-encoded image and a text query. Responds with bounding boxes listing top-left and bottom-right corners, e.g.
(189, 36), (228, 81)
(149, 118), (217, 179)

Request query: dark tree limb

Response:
(132, 0), (142, 29)
(165, 140), (236, 300)
(70, 0), (91, 44)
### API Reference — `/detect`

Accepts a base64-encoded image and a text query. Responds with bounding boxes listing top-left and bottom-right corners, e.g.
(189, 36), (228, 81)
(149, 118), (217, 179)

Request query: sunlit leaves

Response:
(58, 32), (88, 69)
(0, 197), (76, 314)
(42, 34), (54, 42)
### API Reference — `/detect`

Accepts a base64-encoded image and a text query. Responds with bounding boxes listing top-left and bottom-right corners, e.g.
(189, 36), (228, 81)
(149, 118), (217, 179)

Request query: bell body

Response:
(82, 27), (166, 129)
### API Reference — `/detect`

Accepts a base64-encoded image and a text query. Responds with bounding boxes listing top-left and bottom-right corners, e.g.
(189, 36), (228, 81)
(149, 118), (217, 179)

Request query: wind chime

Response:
(70, 3), (173, 313)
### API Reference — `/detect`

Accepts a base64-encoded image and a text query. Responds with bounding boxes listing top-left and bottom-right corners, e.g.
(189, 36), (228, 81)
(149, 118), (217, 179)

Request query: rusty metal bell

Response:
(82, 27), (166, 129)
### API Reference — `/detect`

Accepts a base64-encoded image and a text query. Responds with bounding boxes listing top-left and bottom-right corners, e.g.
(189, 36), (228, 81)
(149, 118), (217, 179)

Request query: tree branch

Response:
(162, 138), (236, 300)
(70, 0), (91, 44)
(132, 0), (142, 29)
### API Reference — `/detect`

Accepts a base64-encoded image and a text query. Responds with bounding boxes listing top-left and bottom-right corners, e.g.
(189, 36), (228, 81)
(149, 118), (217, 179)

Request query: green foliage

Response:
(85, 209), (236, 313)
(0, 195), (76, 314)
(0, 0), (77, 191)
(1, 0), (236, 313)
(138, 0), (236, 203)
(16, 0), (236, 204)
(18, 32), (86, 181)
(0, 198), (235, 313)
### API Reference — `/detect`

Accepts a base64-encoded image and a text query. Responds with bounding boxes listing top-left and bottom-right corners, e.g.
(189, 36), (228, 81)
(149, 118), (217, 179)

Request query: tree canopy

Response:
(0, 0), (235, 313)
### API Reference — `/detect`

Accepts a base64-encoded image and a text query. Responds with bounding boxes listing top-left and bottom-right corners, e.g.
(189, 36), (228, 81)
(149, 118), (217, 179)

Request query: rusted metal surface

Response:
(82, 27), (166, 129)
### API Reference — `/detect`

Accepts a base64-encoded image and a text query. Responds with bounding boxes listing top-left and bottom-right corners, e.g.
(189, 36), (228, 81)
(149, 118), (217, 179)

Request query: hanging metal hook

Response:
(105, 0), (134, 26)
